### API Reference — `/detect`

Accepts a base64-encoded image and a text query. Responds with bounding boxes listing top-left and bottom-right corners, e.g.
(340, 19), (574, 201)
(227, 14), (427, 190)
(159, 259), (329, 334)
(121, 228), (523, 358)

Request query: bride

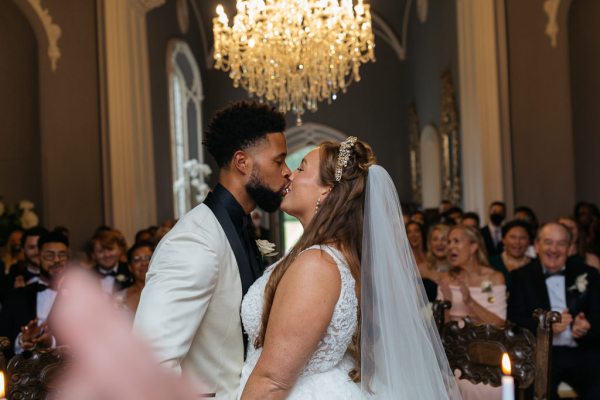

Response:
(238, 137), (461, 399)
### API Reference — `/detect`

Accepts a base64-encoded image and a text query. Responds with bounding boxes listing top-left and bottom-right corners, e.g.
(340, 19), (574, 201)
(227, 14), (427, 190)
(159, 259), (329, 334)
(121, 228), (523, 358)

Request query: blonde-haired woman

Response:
(438, 225), (506, 400)
(419, 224), (450, 302)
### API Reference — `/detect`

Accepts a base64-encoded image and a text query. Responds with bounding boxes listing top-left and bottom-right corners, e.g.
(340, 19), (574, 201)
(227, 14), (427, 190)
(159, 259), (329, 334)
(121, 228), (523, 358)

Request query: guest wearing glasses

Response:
(0, 230), (69, 357)
(116, 242), (153, 316)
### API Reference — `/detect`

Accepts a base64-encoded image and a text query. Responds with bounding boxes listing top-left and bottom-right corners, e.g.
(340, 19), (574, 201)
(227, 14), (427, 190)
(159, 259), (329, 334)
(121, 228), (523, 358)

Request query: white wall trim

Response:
(456, 0), (504, 218)
(101, 0), (158, 242)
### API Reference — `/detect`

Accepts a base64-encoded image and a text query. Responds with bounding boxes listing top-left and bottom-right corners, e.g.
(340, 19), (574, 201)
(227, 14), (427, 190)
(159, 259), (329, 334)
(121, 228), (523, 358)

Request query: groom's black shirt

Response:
(204, 184), (264, 296)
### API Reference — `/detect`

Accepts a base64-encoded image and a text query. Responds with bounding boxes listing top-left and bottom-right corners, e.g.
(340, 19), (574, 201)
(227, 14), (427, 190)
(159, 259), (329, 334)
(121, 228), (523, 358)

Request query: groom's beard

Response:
(246, 168), (283, 213)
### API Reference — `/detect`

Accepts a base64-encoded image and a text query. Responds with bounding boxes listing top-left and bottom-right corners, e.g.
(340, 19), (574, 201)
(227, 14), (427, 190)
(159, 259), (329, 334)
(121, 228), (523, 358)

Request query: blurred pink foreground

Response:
(51, 269), (203, 400)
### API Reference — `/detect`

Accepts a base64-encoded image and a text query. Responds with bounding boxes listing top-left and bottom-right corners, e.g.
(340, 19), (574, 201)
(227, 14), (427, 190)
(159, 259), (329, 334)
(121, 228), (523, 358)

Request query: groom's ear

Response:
(231, 150), (252, 175)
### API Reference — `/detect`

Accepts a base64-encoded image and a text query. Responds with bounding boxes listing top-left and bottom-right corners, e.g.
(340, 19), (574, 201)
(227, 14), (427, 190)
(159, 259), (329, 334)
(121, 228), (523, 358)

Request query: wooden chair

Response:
(5, 345), (68, 400)
(433, 300), (561, 400)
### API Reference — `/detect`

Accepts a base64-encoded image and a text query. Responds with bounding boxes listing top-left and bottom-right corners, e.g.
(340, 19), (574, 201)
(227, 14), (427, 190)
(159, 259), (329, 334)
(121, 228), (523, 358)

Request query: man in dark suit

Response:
(6, 227), (48, 288)
(0, 230), (69, 357)
(508, 222), (600, 400)
(480, 201), (506, 257)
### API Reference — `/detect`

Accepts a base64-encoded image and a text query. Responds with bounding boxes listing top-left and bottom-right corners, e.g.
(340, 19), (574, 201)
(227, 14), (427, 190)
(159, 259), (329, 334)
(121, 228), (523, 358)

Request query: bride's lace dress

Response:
(238, 244), (364, 399)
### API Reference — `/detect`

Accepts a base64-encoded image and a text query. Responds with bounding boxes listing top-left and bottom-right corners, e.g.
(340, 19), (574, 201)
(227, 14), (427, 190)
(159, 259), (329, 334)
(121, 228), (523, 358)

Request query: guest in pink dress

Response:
(438, 225), (507, 400)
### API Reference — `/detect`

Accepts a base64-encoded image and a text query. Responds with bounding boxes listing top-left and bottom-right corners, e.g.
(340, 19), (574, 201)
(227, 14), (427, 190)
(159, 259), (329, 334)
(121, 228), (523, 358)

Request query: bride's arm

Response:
(240, 249), (341, 400)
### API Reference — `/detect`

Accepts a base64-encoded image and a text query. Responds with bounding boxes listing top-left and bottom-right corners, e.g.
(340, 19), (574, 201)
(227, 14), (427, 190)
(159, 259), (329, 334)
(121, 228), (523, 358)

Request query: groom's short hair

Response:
(204, 101), (286, 168)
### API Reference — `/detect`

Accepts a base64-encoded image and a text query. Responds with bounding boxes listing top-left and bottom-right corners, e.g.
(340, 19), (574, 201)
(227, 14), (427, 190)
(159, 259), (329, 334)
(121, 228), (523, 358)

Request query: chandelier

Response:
(213, 0), (375, 124)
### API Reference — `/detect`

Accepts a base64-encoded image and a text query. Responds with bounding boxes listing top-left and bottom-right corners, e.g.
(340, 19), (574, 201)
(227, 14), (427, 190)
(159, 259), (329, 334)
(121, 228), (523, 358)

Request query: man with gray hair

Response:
(508, 222), (600, 400)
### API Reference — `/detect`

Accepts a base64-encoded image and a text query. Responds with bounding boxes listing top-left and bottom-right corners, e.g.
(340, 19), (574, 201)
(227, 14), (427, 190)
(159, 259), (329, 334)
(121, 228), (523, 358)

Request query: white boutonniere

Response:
(115, 274), (128, 284)
(569, 273), (588, 293)
(256, 239), (278, 257)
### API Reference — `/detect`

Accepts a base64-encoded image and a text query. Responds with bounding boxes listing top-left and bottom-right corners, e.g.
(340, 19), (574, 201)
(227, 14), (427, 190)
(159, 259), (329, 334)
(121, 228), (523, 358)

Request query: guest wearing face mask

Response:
(481, 201), (506, 257)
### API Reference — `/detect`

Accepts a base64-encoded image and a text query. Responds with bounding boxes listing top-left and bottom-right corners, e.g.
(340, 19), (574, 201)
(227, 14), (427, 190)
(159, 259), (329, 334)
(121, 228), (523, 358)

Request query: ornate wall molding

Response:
(19, 0), (62, 71)
(440, 70), (461, 206)
(409, 104), (422, 205)
(543, 0), (561, 48)
(371, 0), (429, 62)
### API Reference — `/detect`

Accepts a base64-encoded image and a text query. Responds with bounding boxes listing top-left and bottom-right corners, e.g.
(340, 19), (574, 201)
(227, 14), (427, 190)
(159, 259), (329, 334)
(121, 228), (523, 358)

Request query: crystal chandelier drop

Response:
(213, 0), (376, 124)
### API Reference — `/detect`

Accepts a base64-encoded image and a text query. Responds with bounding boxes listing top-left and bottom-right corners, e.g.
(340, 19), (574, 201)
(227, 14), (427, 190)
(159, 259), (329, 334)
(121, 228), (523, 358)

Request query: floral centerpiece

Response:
(0, 198), (40, 245)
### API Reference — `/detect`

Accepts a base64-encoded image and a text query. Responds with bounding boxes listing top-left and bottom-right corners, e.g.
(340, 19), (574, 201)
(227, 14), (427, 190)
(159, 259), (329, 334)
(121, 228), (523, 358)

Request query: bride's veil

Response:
(360, 165), (461, 399)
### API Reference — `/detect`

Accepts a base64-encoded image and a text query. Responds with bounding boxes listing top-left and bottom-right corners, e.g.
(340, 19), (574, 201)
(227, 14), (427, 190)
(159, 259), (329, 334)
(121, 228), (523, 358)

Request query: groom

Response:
(134, 101), (290, 399)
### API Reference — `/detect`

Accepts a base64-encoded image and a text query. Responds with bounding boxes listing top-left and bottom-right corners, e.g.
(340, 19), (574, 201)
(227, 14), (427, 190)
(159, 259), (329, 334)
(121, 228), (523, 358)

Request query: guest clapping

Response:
(508, 223), (600, 400)
(438, 225), (506, 326)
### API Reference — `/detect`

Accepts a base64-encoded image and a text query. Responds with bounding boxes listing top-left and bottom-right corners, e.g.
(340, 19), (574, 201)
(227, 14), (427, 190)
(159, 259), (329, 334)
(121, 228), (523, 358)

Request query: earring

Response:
(314, 197), (321, 214)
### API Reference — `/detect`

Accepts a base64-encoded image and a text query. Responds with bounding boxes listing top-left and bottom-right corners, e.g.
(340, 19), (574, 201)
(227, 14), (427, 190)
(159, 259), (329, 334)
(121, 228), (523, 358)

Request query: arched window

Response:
(167, 40), (211, 218)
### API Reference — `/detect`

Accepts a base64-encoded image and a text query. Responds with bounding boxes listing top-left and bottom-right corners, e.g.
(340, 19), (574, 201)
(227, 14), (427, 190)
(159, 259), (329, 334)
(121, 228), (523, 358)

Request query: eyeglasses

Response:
(41, 251), (69, 261)
(131, 255), (152, 264)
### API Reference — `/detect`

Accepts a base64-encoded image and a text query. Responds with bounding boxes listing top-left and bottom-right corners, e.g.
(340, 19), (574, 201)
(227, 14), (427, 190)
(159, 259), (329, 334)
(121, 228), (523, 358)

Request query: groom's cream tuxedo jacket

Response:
(134, 202), (244, 400)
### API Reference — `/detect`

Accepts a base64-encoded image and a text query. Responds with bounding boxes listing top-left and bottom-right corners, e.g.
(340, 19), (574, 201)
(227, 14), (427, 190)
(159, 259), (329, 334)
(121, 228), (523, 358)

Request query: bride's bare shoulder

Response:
(280, 248), (341, 291)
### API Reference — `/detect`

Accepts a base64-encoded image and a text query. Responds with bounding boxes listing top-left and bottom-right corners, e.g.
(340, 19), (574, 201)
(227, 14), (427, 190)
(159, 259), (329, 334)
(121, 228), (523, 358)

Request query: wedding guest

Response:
(0, 230), (69, 357)
(439, 199), (452, 215)
(508, 222), (600, 400)
(116, 242), (153, 317)
(7, 227), (48, 288)
(514, 206), (539, 234)
(418, 224), (450, 302)
(1, 228), (24, 274)
(251, 210), (271, 241)
(574, 202), (600, 256)
(481, 201), (506, 257)
(461, 212), (481, 229)
(411, 210), (426, 225)
(90, 229), (132, 294)
(406, 221), (427, 266)
(445, 206), (464, 225)
(489, 220), (532, 291)
(559, 216), (600, 269)
(134, 229), (153, 245)
(438, 225), (506, 400)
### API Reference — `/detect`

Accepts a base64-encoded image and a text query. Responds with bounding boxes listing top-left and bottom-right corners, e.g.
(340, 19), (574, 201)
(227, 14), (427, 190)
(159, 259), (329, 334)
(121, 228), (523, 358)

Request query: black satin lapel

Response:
(204, 194), (254, 296)
(532, 261), (551, 310)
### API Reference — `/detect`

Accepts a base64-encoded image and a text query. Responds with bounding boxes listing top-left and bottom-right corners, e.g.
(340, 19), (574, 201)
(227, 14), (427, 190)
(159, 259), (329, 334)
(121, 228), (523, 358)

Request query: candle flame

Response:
(0, 371), (5, 397)
(501, 352), (512, 375)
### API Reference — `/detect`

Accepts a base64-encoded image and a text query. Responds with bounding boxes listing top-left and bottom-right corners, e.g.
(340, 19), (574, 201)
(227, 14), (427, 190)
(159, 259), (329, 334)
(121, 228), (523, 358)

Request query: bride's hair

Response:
(255, 139), (376, 382)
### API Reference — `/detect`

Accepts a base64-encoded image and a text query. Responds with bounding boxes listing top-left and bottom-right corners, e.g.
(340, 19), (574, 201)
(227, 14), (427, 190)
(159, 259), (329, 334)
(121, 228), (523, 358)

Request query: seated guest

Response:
(461, 212), (481, 229)
(508, 223), (600, 400)
(7, 227), (48, 288)
(406, 221), (427, 266)
(445, 206), (464, 225)
(489, 220), (532, 291)
(90, 229), (132, 294)
(418, 224), (450, 302)
(1, 228), (24, 274)
(481, 201), (506, 257)
(134, 228), (153, 245)
(438, 225), (506, 400)
(251, 209), (271, 241)
(116, 242), (153, 317)
(0, 230), (69, 357)
(558, 216), (600, 269)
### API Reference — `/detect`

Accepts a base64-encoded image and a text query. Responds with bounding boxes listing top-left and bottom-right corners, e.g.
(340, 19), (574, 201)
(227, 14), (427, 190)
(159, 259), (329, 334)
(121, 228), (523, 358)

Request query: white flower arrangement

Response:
(256, 239), (278, 257)
(481, 279), (493, 293)
(569, 273), (588, 294)
(116, 274), (128, 284)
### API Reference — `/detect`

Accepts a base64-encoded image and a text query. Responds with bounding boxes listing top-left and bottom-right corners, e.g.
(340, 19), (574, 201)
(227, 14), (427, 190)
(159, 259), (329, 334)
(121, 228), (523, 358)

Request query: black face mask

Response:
(490, 213), (505, 226)
(245, 169), (283, 213)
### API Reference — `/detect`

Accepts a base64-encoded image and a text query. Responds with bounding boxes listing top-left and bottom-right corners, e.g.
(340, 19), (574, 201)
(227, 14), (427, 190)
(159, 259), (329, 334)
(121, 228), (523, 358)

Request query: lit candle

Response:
(0, 370), (6, 399)
(501, 353), (515, 400)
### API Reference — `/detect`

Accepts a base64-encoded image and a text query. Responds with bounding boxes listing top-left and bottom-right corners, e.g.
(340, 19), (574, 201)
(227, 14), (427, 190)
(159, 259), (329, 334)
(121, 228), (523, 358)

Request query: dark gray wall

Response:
(32, 0), (103, 250)
(569, 0), (600, 206)
(505, 0), (576, 221)
(0, 0), (41, 213)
